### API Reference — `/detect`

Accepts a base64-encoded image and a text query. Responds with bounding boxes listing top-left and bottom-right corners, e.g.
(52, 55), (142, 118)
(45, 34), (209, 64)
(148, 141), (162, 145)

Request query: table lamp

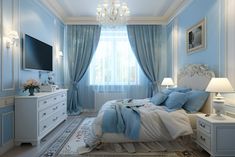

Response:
(161, 78), (174, 88)
(206, 78), (234, 118)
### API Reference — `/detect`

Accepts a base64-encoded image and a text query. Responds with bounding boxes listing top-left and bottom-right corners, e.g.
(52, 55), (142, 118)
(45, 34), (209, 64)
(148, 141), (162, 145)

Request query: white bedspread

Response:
(89, 99), (193, 143)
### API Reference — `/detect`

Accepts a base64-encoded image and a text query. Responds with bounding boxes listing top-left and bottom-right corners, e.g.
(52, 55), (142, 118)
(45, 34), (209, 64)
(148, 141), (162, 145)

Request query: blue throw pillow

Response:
(164, 92), (188, 109)
(183, 90), (209, 113)
(150, 92), (168, 106)
(162, 89), (172, 95)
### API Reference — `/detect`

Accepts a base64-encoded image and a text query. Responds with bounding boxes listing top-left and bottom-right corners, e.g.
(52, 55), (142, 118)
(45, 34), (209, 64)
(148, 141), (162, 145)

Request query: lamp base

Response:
(213, 101), (224, 117)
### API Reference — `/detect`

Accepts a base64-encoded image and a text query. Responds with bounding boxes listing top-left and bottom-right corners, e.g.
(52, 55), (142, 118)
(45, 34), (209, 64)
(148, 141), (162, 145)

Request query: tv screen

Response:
(23, 34), (53, 71)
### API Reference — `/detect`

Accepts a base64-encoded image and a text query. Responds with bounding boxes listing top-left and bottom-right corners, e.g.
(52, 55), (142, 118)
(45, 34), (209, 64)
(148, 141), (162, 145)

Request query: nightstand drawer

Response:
(197, 131), (210, 150)
(197, 118), (211, 134)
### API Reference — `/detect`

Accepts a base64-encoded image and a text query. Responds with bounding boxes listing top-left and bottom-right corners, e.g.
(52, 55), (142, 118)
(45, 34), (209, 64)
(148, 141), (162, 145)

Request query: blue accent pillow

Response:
(162, 89), (172, 95)
(150, 92), (168, 106)
(164, 92), (188, 109)
(183, 90), (209, 113)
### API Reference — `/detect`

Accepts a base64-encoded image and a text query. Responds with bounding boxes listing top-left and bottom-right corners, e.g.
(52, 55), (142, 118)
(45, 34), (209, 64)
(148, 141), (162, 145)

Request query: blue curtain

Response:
(127, 25), (164, 96)
(66, 25), (101, 114)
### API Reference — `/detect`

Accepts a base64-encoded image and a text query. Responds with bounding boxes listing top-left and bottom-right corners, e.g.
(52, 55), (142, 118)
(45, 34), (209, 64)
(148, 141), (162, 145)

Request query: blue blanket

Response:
(102, 103), (141, 140)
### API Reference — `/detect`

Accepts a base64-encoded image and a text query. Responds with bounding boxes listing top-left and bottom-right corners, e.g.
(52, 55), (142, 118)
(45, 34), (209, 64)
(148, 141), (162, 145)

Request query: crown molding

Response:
(65, 16), (168, 25)
(167, 0), (193, 24)
(40, 0), (191, 25)
(40, 0), (66, 22)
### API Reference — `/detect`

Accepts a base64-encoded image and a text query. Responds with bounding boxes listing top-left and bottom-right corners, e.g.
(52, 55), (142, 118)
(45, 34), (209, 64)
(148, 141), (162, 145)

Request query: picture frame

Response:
(186, 19), (206, 53)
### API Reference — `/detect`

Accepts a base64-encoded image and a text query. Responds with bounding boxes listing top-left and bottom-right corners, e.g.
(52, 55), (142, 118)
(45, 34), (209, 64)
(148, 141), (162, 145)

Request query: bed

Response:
(84, 64), (215, 146)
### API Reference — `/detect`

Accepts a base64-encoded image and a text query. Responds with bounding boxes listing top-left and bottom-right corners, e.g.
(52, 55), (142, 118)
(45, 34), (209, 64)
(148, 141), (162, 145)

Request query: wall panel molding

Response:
(1, 0), (16, 92)
(0, 0), (3, 92)
(226, 0), (235, 87)
(172, 19), (178, 84)
(0, 96), (14, 108)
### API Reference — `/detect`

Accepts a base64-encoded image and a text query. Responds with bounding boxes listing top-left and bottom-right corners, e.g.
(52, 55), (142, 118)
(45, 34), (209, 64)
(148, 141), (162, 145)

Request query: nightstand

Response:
(196, 114), (235, 157)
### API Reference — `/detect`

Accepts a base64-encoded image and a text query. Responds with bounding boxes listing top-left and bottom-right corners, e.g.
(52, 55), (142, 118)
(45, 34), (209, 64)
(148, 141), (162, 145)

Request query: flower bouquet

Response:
(23, 79), (40, 96)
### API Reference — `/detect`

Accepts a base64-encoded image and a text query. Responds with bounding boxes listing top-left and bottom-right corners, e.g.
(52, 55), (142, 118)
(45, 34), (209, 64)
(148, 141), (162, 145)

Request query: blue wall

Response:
(0, 0), (65, 97)
(0, 0), (65, 154)
(19, 0), (65, 89)
(167, 0), (224, 77)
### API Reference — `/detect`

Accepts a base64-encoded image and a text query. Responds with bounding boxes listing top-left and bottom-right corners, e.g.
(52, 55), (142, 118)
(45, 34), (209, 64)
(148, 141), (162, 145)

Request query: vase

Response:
(29, 88), (35, 96)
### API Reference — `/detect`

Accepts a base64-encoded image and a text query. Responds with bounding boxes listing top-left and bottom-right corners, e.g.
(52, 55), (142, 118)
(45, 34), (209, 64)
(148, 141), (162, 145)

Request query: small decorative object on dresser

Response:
(15, 89), (68, 146)
(23, 79), (40, 96)
(206, 78), (234, 119)
(196, 114), (235, 157)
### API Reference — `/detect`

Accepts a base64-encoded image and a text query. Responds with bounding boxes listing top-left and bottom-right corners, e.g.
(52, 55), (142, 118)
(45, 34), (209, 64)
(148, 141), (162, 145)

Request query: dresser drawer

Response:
(197, 118), (211, 134)
(39, 107), (66, 135)
(197, 130), (211, 151)
(57, 92), (67, 102)
(38, 101), (65, 121)
(38, 97), (53, 110)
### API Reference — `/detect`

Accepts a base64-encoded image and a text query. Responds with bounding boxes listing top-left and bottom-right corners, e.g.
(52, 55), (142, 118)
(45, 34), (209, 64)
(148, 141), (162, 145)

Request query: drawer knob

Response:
(43, 125), (47, 129)
(63, 112), (65, 115)
(53, 117), (58, 121)
(43, 113), (46, 116)
(62, 103), (65, 106)
(54, 98), (57, 100)
(44, 101), (47, 104)
(200, 136), (206, 141)
(53, 107), (58, 110)
(200, 123), (205, 128)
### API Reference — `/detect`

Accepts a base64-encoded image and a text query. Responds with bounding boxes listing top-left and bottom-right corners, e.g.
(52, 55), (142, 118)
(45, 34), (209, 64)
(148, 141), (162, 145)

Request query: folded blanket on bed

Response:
(102, 103), (142, 140)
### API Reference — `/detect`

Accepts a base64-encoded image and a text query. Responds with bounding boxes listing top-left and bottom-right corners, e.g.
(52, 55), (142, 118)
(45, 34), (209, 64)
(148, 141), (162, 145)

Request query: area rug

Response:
(57, 118), (203, 157)
(39, 117), (84, 157)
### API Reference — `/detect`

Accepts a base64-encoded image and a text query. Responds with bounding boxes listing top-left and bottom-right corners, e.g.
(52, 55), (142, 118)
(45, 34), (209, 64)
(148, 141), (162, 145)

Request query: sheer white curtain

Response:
(78, 26), (150, 110)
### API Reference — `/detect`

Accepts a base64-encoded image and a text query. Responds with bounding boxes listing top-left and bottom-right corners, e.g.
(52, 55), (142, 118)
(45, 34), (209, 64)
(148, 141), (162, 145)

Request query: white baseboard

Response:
(0, 140), (14, 156)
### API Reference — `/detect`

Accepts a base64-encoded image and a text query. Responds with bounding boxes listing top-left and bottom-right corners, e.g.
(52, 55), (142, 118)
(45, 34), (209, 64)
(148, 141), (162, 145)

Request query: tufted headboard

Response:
(177, 64), (215, 114)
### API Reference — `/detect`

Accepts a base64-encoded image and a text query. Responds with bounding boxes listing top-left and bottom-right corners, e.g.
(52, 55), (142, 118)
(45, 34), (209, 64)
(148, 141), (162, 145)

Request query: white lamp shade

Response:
(161, 78), (174, 86)
(206, 78), (234, 93)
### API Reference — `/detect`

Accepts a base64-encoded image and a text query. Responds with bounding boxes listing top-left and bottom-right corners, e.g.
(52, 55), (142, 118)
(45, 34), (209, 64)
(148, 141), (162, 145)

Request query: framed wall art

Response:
(186, 19), (206, 54)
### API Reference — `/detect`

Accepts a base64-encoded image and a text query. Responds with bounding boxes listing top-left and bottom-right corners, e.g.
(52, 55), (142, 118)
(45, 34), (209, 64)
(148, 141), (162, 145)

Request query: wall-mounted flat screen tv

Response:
(23, 34), (53, 71)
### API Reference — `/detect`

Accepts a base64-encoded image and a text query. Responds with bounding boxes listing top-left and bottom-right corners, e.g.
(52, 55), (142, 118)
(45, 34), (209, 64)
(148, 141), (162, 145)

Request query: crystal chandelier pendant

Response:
(96, 0), (130, 26)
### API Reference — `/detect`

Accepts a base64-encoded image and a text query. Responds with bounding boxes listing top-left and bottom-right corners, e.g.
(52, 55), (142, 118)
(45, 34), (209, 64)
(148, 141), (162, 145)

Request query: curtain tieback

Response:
(151, 81), (158, 87)
(71, 81), (79, 90)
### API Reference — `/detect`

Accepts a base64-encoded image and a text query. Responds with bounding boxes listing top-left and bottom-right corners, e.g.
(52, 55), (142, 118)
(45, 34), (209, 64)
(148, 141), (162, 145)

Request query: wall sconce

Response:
(6, 30), (19, 48)
(56, 50), (63, 61)
(58, 50), (63, 57)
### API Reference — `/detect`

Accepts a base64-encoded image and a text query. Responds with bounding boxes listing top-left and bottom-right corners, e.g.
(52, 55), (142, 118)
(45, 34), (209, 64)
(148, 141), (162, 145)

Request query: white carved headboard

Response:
(178, 64), (215, 114)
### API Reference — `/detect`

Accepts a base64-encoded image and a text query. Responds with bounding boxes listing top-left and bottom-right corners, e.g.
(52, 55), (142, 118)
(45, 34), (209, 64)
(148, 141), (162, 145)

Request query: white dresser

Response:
(196, 114), (235, 157)
(15, 89), (68, 146)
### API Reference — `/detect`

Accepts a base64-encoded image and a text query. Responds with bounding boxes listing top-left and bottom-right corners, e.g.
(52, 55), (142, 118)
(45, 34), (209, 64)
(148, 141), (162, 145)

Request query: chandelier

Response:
(96, 0), (130, 25)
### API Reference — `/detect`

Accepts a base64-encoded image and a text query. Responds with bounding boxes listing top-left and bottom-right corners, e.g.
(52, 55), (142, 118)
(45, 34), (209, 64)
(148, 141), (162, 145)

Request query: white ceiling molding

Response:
(40, 0), (66, 22)
(40, 0), (190, 25)
(65, 17), (168, 25)
(167, 0), (193, 24)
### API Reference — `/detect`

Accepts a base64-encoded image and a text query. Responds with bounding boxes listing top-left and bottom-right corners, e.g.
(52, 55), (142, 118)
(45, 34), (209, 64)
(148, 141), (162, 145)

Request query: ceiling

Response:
(40, 0), (191, 24)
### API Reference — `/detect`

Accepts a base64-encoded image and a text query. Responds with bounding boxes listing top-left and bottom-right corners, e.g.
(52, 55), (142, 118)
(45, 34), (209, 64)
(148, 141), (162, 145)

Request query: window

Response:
(89, 27), (140, 85)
